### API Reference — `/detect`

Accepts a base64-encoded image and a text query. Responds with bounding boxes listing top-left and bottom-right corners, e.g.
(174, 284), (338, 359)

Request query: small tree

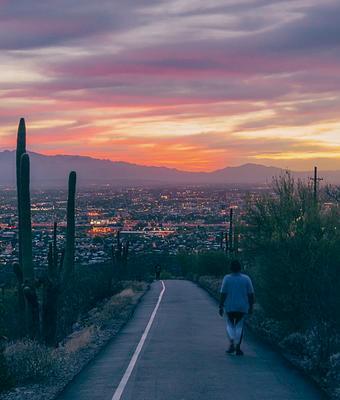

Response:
(244, 173), (340, 342)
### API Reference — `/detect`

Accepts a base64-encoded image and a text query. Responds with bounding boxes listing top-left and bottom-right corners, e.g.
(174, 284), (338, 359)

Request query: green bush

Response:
(244, 173), (340, 333)
(177, 251), (230, 278)
(0, 342), (13, 392)
(280, 332), (308, 356)
(4, 340), (61, 384)
(327, 353), (340, 387)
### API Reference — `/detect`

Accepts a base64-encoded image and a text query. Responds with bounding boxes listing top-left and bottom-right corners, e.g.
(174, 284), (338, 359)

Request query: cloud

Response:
(1, 0), (340, 170)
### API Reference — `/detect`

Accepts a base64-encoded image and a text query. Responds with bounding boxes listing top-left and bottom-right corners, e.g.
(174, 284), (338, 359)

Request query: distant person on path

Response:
(219, 260), (255, 356)
(155, 265), (161, 280)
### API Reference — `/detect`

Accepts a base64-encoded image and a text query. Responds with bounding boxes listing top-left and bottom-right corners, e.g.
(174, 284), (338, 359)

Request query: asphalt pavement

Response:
(57, 280), (325, 400)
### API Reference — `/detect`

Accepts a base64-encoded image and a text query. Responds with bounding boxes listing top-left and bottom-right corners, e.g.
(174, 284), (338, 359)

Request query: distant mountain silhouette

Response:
(0, 150), (339, 187)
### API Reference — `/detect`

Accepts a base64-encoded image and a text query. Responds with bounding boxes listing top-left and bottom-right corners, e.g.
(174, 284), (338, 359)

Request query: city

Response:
(0, 184), (265, 270)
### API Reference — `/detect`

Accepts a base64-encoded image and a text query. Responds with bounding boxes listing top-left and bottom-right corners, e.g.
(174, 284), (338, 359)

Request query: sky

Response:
(1, 0), (340, 172)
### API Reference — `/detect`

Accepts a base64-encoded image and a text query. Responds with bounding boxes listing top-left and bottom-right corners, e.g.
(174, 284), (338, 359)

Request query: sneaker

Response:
(226, 344), (235, 354)
(235, 347), (244, 356)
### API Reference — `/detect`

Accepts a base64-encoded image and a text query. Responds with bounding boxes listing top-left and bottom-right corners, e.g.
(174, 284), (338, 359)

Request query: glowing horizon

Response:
(1, 1), (340, 172)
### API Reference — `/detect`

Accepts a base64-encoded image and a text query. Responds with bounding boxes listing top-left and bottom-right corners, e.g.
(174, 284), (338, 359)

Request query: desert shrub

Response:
(248, 309), (288, 342)
(280, 332), (308, 356)
(0, 289), (22, 339)
(197, 276), (221, 299)
(330, 353), (340, 372)
(244, 173), (340, 334)
(178, 251), (230, 278)
(160, 270), (173, 280)
(4, 340), (60, 384)
(0, 302), (5, 337)
(77, 281), (146, 331)
(327, 353), (340, 384)
(0, 341), (13, 392)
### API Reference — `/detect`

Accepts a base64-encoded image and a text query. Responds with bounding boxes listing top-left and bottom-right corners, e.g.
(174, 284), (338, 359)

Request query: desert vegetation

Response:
(179, 173), (340, 398)
(0, 120), (149, 394)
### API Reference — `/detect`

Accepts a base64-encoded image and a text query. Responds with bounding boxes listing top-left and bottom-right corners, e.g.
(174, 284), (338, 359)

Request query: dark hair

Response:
(230, 259), (241, 273)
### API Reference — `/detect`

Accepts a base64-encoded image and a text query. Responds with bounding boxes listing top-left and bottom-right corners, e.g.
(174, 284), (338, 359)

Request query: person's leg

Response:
(226, 313), (237, 353)
(233, 312), (246, 355)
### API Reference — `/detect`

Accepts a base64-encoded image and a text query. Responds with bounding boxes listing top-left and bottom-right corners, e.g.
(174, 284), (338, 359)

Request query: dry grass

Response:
(62, 326), (97, 354)
(82, 281), (147, 330)
(117, 288), (135, 298)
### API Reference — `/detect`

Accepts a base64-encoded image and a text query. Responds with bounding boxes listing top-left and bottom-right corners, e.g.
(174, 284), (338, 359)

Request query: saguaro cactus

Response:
(16, 118), (26, 267)
(13, 119), (79, 342)
(62, 171), (77, 280)
(14, 119), (26, 330)
(20, 154), (33, 281)
(42, 222), (60, 345)
(20, 153), (39, 338)
(59, 172), (77, 337)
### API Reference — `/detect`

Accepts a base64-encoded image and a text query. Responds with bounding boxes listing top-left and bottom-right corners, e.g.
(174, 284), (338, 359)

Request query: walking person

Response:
(155, 264), (161, 280)
(219, 260), (255, 356)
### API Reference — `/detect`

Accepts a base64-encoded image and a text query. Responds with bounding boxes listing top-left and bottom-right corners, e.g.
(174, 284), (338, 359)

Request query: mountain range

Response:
(0, 150), (339, 187)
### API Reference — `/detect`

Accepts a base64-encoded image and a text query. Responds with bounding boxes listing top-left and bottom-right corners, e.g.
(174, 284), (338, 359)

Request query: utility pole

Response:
(309, 166), (323, 203)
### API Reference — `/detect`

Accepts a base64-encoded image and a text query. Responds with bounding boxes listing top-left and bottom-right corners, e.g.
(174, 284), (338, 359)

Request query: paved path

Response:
(57, 280), (325, 400)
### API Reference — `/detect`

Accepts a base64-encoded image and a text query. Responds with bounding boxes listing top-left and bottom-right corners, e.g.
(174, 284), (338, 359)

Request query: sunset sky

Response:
(1, 0), (340, 171)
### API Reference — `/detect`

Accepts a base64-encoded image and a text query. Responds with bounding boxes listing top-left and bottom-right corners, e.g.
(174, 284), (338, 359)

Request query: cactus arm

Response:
(62, 171), (76, 279)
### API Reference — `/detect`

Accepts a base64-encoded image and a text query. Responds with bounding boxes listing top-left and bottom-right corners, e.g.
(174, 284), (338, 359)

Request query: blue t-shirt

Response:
(220, 273), (254, 313)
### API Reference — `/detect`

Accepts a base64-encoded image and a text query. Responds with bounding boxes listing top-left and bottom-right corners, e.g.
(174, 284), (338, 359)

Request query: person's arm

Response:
(247, 277), (255, 314)
(219, 293), (226, 316)
(219, 277), (227, 316)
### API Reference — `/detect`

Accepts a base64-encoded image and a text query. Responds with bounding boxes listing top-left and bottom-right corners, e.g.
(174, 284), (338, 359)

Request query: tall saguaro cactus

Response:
(16, 118), (26, 268)
(13, 121), (25, 329)
(13, 119), (79, 342)
(62, 171), (77, 280)
(14, 119), (38, 338)
(59, 172), (77, 336)
(20, 154), (33, 281)
(20, 153), (39, 337)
